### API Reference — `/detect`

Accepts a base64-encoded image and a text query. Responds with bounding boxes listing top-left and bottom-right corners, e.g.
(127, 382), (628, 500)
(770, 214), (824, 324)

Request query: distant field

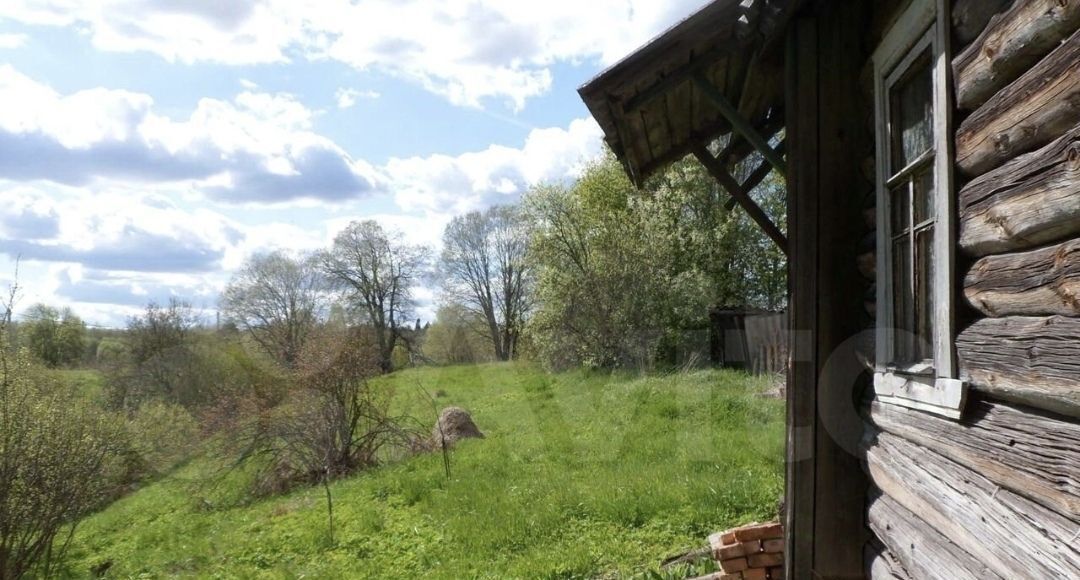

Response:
(61, 364), (784, 579)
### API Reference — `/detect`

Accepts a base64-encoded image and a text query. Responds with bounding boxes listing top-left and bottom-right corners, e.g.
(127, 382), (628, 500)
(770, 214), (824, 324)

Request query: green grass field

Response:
(61, 363), (784, 579)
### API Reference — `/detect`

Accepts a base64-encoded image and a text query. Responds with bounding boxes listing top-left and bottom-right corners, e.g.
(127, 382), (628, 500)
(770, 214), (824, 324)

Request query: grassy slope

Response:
(63, 364), (784, 579)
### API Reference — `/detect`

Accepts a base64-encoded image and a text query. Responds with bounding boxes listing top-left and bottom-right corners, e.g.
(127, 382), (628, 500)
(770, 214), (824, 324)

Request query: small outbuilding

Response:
(580, 0), (1080, 578)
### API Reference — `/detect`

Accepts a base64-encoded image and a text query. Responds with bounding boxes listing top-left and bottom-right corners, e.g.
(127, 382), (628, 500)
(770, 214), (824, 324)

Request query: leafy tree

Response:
(421, 303), (493, 365)
(21, 304), (86, 368)
(221, 251), (327, 368)
(523, 150), (787, 370)
(321, 221), (430, 373)
(107, 299), (201, 409)
(440, 206), (531, 360)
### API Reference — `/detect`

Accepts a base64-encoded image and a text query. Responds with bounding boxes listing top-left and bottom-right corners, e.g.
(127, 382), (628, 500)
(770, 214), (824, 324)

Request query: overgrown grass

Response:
(61, 363), (784, 579)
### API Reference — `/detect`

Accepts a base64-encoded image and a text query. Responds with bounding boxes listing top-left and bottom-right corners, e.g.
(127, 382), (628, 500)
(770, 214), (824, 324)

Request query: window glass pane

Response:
(915, 227), (934, 362)
(892, 235), (913, 362)
(914, 167), (934, 224)
(890, 183), (910, 236)
(890, 51), (933, 172)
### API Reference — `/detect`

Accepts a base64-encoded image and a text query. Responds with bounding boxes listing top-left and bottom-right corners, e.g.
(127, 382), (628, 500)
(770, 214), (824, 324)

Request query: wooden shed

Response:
(579, 0), (1080, 578)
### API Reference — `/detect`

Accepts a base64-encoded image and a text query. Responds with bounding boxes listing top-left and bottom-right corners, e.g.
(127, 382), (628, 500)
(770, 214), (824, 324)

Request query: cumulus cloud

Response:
(55, 267), (218, 308)
(0, 0), (705, 109)
(0, 66), (382, 203)
(334, 87), (379, 109)
(386, 117), (603, 215)
(0, 188), (242, 273)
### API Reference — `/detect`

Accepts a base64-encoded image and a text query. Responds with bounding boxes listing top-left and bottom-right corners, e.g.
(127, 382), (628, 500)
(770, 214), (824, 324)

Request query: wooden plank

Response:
(693, 73), (788, 174)
(964, 238), (1080, 317)
(723, 144), (784, 212)
(865, 541), (913, 580)
(692, 145), (789, 254)
(868, 398), (1080, 518)
(810, 2), (871, 577)
(959, 123), (1080, 256)
(956, 29), (1080, 177)
(954, 0), (1080, 111)
(864, 431), (1080, 579)
(950, 0), (1011, 47)
(784, 15), (817, 580)
(867, 491), (1003, 580)
(957, 315), (1080, 417)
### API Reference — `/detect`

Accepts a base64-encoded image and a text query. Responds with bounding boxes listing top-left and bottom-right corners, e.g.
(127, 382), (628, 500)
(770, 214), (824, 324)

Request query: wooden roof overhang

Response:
(578, 0), (797, 253)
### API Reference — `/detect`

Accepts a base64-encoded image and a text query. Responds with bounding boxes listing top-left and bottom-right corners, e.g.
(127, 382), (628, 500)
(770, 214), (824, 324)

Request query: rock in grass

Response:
(432, 406), (484, 447)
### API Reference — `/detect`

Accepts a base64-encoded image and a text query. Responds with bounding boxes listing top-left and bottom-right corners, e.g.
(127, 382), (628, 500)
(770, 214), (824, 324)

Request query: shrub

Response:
(0, 327), (121, 578)
(227, 327), (420, 497)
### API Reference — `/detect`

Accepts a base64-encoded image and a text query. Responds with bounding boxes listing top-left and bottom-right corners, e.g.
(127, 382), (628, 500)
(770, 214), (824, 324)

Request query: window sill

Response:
(874, 370), (967, 419)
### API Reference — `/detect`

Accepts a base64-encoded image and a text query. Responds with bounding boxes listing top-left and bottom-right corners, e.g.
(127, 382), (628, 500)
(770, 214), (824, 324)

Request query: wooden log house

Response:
(578, 0), (1080, 578)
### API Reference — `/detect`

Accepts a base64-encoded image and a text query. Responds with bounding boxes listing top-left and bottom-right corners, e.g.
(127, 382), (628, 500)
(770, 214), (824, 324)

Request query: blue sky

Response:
(0, 0), (707, 326)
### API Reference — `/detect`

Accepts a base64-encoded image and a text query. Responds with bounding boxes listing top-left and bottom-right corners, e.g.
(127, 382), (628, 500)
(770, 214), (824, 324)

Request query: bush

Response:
(0, 328), (121, 578)
(226, 327), (420, 497)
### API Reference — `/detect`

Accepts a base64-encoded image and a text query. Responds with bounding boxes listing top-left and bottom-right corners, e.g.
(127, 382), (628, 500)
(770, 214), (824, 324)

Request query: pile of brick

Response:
(699, 521), (784, 579)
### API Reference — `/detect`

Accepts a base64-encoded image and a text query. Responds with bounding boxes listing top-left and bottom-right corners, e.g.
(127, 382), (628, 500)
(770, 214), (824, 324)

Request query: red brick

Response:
(720, 530), (738, 545)
(720, 557), (749, 573)
(741, 539), (762, 554)
(748, 552), (784, 568)
(717, 542), (746, 560)
(719, 574), (742, 580)
(767, 566), (784, 579)
(762, 538), (784, 553)
(735, 522), (783, 542)
(743, 568), (768, 580)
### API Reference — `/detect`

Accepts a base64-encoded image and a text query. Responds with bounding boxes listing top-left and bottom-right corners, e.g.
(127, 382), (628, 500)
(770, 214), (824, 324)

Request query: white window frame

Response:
(872, 0), (966, 419)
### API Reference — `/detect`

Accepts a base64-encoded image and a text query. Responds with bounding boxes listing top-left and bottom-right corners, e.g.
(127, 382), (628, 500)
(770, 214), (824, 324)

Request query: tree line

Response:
(218, 149), (785, 373)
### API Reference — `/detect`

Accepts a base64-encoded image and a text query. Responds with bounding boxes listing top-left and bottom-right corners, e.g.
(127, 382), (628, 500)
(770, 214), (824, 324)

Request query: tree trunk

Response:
(956, 315), (1080, 417)
(868, 398), (1080, 518)
(964, 237), (1080, 316)
(950, 0), (1011, 49)
(955, 29), (1080, 177)
(864, 431), (1080, 579)
(953, 0), (1080, 111)
(959, 124), (1080, 256)
(867, 491), (1001, 580)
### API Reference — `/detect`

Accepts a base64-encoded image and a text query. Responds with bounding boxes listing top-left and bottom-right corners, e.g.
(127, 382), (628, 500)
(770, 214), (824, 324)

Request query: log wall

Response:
(860, 1), (1080, 577)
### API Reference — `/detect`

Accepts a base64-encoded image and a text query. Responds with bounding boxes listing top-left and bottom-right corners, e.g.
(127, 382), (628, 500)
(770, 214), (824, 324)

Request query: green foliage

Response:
(20, 303), (86, 368)
(421, 304), (494, 365)
(524, 152), (786, 370)
(61, 364), (783, 579)
(122, 401), (201, 477)
(0, 326), (121, 578)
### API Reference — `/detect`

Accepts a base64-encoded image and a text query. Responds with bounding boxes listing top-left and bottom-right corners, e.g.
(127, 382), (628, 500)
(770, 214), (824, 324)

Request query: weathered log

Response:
(957, 315), (1080, 417)
(867, 491), (1003, 580)
(951, 0), (1011, 48)
(956, 29), (1080, 177)
(964, 238), (1080, 316)
(864, 540), (912, 580)
(959, 123), (1080, 255)
(954, 0), (1080, 111)
(869, 398), (1080, 518)
(864, 431), (1080, 579)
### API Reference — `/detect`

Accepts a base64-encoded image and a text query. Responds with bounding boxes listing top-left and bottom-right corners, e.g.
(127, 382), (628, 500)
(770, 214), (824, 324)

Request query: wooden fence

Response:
(711, 309), (788, 375)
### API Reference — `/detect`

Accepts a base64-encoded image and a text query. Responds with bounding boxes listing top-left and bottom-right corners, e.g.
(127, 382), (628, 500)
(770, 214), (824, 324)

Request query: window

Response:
(872, 0), (966, 419)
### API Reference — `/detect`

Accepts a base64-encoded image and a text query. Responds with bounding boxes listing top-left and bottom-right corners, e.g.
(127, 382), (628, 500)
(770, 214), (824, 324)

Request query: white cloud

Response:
(386, 116), (603, 215)
(0, 0), (707, 110)
(0, 33), (27, 49)
(334, 87), (379, 109)
(0, 65), (382, 203)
